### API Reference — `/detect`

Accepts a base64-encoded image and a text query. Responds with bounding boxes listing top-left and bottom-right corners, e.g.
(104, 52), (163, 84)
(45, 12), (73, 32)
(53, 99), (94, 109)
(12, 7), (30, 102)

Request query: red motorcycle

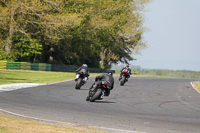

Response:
(120, 69), (129, 86)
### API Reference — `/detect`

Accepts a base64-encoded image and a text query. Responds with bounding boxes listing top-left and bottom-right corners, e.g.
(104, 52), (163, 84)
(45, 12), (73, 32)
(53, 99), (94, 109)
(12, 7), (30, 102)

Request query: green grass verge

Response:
(0, 70), (75, 85)
(0, 70), (102, 85)
(193, 82), (200, 92)
(0, 113), (103, 133)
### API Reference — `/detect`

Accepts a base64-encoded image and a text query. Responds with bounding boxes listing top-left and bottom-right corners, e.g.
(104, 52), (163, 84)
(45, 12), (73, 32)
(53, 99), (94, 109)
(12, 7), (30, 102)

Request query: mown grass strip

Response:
(0, 70), (103, 85)
(0, 113), (91, 133)
(193, 82), (200, 92)
(0, 70), (75, 85)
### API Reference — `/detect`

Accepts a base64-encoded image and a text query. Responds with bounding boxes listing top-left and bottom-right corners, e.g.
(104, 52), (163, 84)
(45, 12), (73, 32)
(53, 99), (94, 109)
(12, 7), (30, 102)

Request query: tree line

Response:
(0, 0), (149, 69)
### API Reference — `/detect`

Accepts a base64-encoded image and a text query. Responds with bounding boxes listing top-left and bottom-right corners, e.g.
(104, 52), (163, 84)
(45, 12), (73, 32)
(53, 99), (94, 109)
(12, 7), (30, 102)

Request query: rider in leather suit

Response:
(75, 64), (90, 81)
(119, 64), (131, 81)
(89, 72), (114, 97)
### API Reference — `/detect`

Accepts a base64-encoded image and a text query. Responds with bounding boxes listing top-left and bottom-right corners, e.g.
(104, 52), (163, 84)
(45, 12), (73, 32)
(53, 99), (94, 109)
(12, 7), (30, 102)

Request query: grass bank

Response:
(193, 82), (200, 92)
(0, 113), (85, 133)
(0, 70), (101, 85)
(0, 69), (105, 133)
(0, 112), (106, 133)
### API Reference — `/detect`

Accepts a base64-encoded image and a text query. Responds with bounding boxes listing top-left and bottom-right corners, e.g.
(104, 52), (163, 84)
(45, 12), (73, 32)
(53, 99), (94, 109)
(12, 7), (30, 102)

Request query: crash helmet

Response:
(125, 64), (129, 68)
(107, 71), (113, 76)
(82, 64), (88, 67)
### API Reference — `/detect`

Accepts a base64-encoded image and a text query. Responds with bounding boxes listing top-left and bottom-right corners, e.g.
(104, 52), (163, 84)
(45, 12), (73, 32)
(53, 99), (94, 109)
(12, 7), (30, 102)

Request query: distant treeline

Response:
(115, 68), (200, 79)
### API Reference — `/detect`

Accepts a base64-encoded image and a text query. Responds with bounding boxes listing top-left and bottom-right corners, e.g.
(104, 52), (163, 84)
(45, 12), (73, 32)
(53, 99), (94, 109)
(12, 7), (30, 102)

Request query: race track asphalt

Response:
(0, 76), (200, 133)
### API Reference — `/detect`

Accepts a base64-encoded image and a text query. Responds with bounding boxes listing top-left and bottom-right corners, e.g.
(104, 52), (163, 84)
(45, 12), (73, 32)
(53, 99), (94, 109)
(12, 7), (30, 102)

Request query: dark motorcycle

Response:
(120, 69), (129, 86)
(75, 72), (87, 89)
(86, 81), (110, 102)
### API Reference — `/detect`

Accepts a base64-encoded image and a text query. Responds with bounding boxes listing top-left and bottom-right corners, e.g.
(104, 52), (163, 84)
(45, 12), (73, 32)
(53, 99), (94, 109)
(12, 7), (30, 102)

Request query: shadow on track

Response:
(93, 101), (116, 103)
(76, 88), (89, 90)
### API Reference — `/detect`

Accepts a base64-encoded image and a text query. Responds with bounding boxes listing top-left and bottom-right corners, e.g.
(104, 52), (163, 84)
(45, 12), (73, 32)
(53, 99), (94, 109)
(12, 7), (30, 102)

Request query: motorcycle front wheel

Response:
(75, 78), (82, 89)
(120, 76), (126, 86)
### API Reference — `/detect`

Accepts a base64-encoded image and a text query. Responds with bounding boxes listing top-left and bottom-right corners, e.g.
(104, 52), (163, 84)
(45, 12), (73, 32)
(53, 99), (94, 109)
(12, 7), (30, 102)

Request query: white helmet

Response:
(107, 71), (113, 76)
(82, 64), (87, 67)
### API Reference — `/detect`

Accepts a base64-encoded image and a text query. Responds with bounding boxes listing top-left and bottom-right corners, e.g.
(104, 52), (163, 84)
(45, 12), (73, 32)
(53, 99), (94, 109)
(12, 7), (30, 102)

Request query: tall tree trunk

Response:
(99, 48), (113, 69)
(5, 4), (15, 53)
(99, 48), (106, 68)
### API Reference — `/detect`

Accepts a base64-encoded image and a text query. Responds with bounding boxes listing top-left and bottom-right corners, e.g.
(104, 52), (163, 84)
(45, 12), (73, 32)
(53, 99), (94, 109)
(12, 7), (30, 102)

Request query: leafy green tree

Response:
(0, 0), (81, 62)
(13, 34), (42, 62)
(0, 0), (150, 69)
(56, 0), (150, 68)
(79, 0), (149, 68)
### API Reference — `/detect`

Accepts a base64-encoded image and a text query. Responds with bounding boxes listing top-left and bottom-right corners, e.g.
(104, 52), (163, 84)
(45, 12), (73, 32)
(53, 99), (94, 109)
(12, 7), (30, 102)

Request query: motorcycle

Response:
(75, 71), (87, 89)
(120, 69), (129, 86)
(86, 81), (110, 102)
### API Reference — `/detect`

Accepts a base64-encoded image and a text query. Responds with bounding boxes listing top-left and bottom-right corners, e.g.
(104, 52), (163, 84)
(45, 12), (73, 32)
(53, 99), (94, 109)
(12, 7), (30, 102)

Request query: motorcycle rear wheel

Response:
(90, 88), (102, 102)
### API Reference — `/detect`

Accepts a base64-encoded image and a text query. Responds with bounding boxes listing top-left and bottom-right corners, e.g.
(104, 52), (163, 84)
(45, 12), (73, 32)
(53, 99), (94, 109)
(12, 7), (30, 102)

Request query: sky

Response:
(131, 0), (200, 71)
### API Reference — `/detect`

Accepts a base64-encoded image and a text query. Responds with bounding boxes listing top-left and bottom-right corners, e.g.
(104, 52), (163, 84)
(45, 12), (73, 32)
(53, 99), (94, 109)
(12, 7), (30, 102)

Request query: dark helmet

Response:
(125, 64), (129, 68)
(107, 71), (113, 76)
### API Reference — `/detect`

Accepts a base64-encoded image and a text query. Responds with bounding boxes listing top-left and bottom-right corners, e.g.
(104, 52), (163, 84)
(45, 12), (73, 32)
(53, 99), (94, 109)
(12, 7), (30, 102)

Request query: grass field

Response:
(0, 113), (93, 133)
(0, 70), (76, 85)
(0, 70), (102, 85)
(0, 70), (105, 133)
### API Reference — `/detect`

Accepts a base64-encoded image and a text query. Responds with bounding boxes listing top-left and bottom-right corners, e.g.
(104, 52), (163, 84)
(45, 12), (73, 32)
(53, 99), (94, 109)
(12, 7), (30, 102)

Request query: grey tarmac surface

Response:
(0, 77), (200, 133)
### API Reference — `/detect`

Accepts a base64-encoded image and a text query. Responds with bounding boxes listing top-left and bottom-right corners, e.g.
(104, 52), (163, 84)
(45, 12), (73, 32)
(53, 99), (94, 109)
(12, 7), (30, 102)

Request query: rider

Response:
(89, 72), (114, 97)
(75, 64), (90, 81)
(119, 64), (132, 81)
